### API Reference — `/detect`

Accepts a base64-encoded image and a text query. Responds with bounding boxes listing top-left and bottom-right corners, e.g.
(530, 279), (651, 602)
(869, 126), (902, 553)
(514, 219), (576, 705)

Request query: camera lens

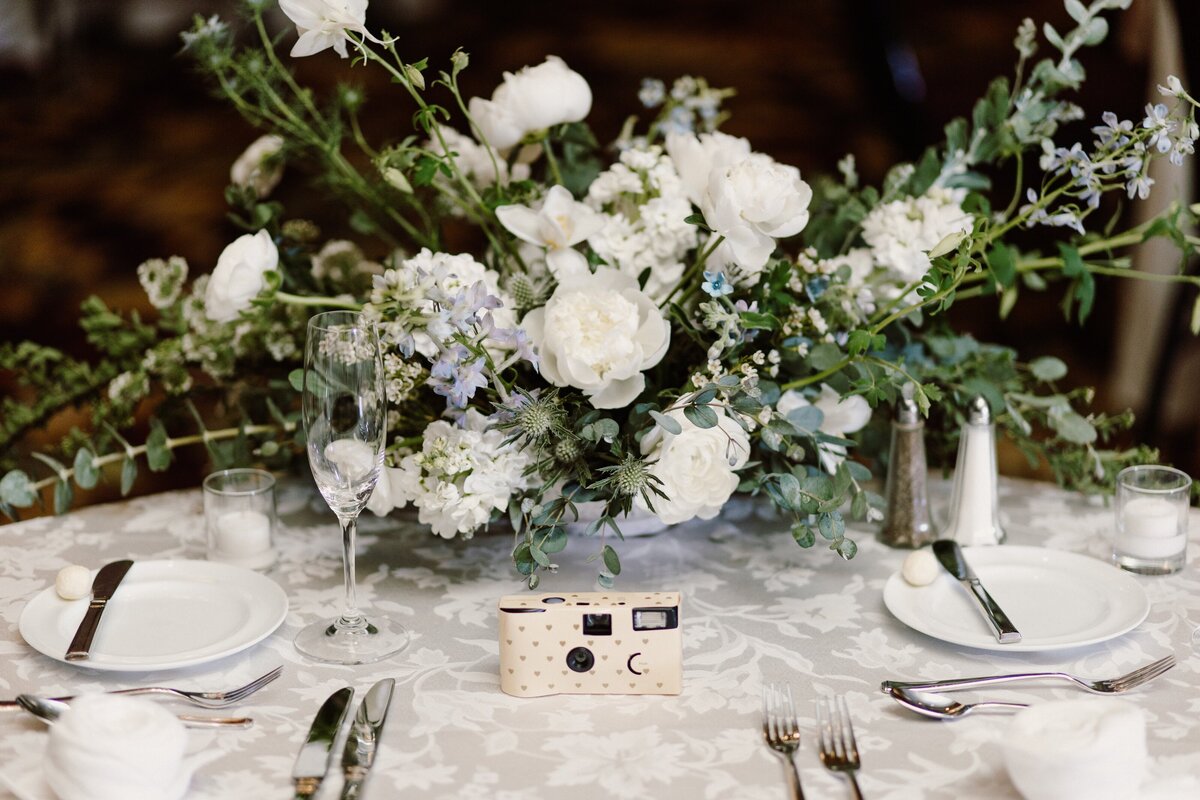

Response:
(566, 646), (594, 673)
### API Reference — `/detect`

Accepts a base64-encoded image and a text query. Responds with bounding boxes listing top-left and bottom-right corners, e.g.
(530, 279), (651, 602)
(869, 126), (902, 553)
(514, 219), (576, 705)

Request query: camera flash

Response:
(633, 609), (669, 630)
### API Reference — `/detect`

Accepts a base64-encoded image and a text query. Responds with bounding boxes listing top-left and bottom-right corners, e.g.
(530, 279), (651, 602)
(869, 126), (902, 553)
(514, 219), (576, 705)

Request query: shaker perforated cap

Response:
(896, 393), (920, 425)
(967, 394), (991, 424)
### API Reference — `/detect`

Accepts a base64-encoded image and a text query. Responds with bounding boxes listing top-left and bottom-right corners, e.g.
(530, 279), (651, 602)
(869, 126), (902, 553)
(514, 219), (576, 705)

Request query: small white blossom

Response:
(861, 188), (972, 282)
(137, 256), (188, 309)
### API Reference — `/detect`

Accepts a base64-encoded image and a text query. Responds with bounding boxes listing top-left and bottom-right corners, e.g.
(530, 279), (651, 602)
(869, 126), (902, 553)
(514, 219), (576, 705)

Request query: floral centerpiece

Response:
(2, 0), (1199, 587)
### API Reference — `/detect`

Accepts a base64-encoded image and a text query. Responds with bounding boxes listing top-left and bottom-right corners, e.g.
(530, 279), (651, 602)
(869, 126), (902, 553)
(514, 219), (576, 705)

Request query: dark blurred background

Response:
(1, 0), (1197, 508)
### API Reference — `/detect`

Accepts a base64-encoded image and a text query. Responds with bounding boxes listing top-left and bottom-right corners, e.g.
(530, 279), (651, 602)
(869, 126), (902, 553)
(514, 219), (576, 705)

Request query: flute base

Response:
(294, 613), (410, 665)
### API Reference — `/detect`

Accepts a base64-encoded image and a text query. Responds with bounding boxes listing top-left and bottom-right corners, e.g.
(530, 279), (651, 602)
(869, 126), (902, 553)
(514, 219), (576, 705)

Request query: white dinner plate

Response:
(883, 546), (1150, 653)
(18, 560), (288, 672)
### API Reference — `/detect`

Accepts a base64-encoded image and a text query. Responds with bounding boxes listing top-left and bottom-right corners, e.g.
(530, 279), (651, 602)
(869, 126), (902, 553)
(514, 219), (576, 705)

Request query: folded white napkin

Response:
(1002, 698), (1146, 800)
(43, 694), (191, 800)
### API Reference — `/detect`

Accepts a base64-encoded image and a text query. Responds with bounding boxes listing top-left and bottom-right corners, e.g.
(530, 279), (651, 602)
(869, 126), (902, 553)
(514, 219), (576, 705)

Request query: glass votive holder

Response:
(1113, 465), (1191, 575)
(203, 468), (277, 570)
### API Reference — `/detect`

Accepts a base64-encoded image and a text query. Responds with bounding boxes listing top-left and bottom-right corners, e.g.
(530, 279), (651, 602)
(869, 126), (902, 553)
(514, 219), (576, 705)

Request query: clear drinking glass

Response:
(1113, 465), (1191, 575)
(294, 310), (409, 664)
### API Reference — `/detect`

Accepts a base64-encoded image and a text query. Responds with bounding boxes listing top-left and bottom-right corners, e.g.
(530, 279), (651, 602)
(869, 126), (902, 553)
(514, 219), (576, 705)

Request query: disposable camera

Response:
(498, 591), (682, 697)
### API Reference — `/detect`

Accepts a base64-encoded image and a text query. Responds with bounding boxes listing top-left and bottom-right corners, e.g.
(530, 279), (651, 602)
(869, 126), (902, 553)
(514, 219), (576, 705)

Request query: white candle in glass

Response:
(1118, 497), (1185, 559)
(215, 510), (272, 563)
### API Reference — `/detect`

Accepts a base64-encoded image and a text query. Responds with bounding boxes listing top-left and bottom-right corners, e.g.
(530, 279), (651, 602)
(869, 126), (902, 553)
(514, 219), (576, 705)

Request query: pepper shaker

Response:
(880, 393), (933, 548)
(940, 395), (1006, 546)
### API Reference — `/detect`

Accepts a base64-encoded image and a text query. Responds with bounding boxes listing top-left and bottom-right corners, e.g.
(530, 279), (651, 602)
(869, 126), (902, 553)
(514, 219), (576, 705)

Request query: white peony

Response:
(230, 134), (284, 198)
(522, 268), (669, 409)
(704, 153), (812, 273)
(666, 131), (811, 280)
(468, 56), (592, 150)
(776, 383), (871, 472)
(204, 230), (278, 323)
(637, 407), (751, 525)
(279, 0), (378, 59)
(665, 130), (751, 207)
(387, 410), (532, 537)
(496, 185), (607, 276)
(860, 187), (972, 283)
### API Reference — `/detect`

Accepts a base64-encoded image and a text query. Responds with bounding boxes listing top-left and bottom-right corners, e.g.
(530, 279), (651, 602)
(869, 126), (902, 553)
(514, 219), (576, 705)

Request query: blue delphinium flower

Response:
(702, 270), (733, 298)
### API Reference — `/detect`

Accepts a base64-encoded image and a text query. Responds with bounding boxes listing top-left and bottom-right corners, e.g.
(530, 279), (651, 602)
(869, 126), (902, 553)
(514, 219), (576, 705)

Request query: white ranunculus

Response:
(777, 383), (871, 473)
(521, 268), (669, 409)
(860, 187), (972, 283)
(704, 153), (812, 273)
(496, 185), (607, 276)
(204, 230), (279, 323)
(279, 0), (377, 59)
(637, 407), (751, 525)
(230, 134), (284, 198)
(467, 56), (592, 150)
(665, 131), (751, 207)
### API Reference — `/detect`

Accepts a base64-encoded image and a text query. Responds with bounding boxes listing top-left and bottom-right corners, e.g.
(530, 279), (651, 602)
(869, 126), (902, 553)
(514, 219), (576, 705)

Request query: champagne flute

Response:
(294, 310), (409, 664)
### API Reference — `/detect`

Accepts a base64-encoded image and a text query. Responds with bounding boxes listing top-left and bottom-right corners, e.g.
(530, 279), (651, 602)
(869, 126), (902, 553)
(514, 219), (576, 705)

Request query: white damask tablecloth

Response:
(1, 477), (1199, 800)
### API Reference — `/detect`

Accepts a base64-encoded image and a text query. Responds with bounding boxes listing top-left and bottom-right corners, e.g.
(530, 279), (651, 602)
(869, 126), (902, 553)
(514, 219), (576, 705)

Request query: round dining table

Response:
(1, 476), (1198, 799)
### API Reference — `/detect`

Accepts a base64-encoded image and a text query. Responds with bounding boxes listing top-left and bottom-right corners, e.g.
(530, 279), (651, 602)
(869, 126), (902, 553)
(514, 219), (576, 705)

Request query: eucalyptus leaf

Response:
(530, 545), (550, 567)
(596, 573), (615, 589)
(791, 522), (815, 548)
(1030, 356), (1068, 382)
(836, 538), (858, 560)
(120, 456), (137, 495)
(146, 419), (172, 472)
(73, 448), (99, 490)
(683, 403), (718, 430)
(0, 470), (36, 507)
(648, 410), (682, 436)
(1054, 410), (1097, 444)
(602, 544), (621, 575)
(786, 405), (824, 434)
(541, 526), (568, 554)
(54, 478), (73, 515)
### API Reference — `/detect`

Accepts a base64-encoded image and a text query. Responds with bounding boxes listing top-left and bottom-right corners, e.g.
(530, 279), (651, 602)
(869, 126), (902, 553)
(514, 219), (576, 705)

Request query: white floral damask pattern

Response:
(1, 479), (1199, 800)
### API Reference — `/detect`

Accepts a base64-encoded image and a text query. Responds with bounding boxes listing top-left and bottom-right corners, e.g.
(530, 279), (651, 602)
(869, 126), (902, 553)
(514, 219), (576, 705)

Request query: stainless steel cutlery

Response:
(15, 694), (254, 729)
(885, 686), (1027, 719)
(761, 682), (805, 800)
(0, 666), (282, 711)
(64, 559), (133, 661)
(292, 680), (396, 799)
(293, 687), (355, 799)
(816, 695), (864, 800)
(881, 654), (1176, 696)
(932, 540), (1021, 644)
(340, 679), (395, 800)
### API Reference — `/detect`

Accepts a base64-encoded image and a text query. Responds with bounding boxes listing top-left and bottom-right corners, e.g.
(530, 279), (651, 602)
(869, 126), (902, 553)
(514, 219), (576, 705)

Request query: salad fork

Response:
(761, 682), (805, 800)
(816, 694), (863, 799)
(0, 665), (282, 710)
(880, 654), (1176, 696)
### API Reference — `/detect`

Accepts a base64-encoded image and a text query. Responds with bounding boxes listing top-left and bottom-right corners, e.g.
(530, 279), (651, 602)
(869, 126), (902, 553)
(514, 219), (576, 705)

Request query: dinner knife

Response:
(64, 559), (134, 661)
(931, 540), (1022, 644)
(340, 678), (395, 800)
(293, 686), (355, 799)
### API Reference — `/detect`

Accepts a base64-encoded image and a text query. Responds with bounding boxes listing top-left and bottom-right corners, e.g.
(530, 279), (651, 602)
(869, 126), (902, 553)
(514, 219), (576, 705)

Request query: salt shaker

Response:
(940, 395), (1006, 545)
(879, 394), (933, 548)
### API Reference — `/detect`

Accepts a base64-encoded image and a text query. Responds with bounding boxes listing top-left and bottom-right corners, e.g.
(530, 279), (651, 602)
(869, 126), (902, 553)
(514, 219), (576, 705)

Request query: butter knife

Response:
(340, 678), (395, 800)
(932, 540), (1022, 644)
(64, 559), (133, 661)
(293, 687), (354, 799)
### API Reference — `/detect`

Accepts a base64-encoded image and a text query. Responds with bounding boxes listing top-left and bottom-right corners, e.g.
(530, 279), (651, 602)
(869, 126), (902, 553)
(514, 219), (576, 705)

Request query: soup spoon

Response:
(16, 694), (253, 729)
(885, 686), (1027, 720)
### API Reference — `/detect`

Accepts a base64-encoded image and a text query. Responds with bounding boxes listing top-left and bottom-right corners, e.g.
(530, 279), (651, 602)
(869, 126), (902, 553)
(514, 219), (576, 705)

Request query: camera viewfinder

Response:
(582, 613), (612, 636)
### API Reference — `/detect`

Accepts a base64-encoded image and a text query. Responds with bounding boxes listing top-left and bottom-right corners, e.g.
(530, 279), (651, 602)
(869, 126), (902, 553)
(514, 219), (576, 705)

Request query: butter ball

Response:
(55, 565), (93, 601)
(901, 549), (940, 587)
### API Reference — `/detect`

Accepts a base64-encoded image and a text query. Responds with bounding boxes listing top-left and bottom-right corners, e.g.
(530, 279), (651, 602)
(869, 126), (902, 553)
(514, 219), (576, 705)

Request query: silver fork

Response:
(816, 694), (863, 800)
(880, 654), (1176, 696)
(762, 682), (805, 800)
(0, 665), (282, 710)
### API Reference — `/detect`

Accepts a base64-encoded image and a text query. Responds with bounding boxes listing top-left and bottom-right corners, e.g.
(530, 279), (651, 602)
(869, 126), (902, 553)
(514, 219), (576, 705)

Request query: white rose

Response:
(204, 230), (279, 323)
(521, 268), (668, 409)
(467, 56), (591, 149)
(704, 153), (812, 274)
(777, 384), (871, 473)
(230, 134), (284, 198)
(637, 407), (751, 525)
